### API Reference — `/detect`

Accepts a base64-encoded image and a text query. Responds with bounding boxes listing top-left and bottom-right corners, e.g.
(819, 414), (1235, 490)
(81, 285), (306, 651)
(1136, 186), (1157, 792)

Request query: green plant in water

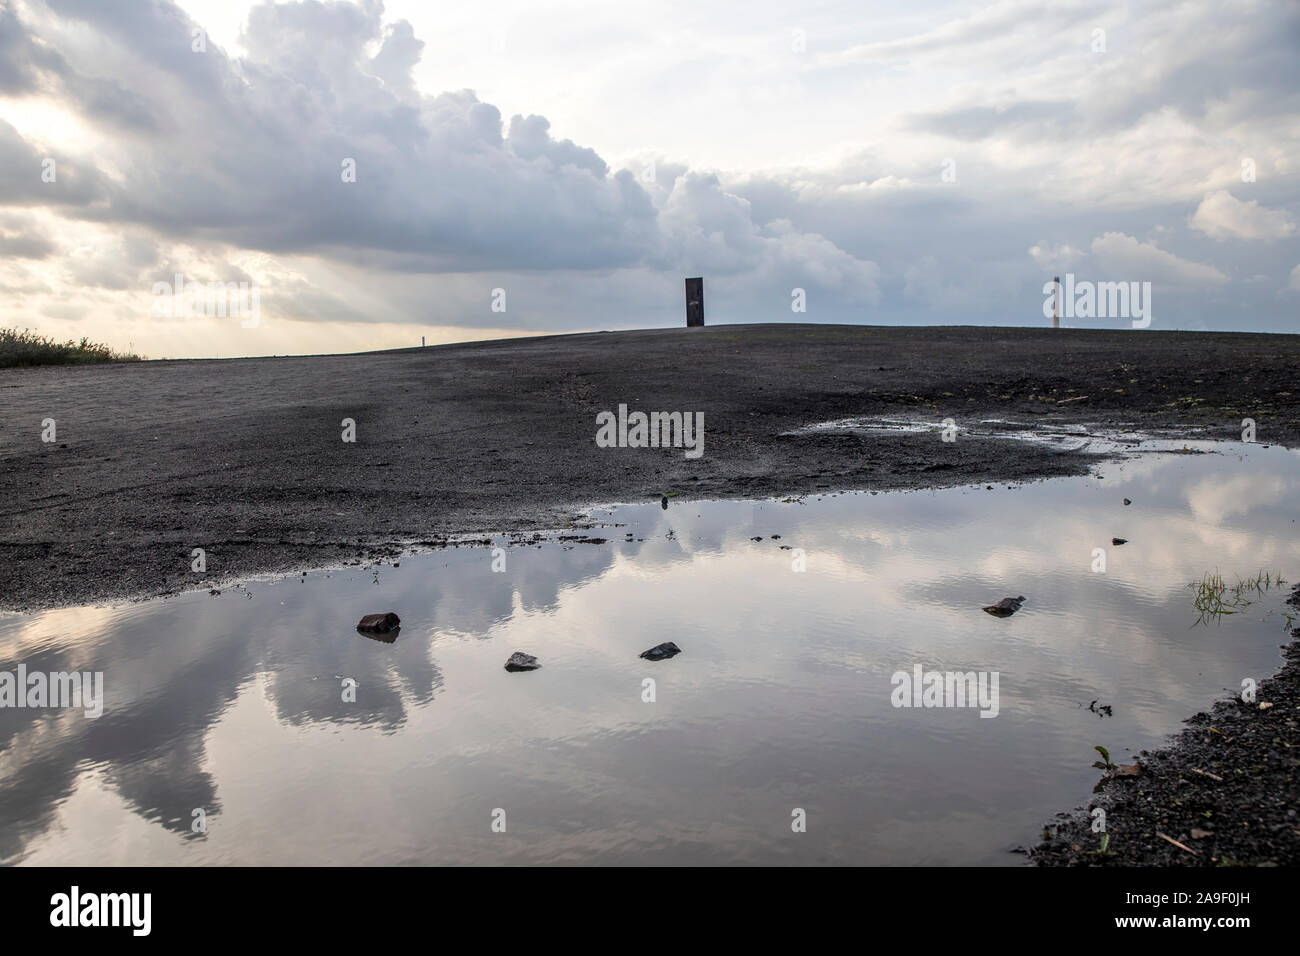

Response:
(1092, 745), (1117, 773)
(1188, 569), (1288, 627)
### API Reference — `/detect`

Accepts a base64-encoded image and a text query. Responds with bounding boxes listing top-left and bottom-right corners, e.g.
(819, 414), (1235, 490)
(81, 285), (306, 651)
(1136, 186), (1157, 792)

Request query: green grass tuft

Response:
(0, 328), (143, 368)
(1188, 569), (1288, 627)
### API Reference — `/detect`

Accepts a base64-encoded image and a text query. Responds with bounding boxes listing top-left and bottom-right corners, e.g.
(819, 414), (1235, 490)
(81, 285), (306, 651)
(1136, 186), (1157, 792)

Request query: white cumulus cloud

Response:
(1191, 190), (1297, 241)
(1090, 232), (1228, 286)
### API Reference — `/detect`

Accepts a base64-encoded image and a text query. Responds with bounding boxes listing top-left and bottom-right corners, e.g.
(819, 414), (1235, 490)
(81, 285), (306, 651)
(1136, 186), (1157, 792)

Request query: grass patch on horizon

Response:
(0, 328), (143, 368)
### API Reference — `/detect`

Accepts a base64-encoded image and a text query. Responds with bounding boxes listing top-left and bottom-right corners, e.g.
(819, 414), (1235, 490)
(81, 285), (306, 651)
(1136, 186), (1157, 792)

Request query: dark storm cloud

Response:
(0, 1), (161, 130)
(0, 120), (109, 206)
(14, 0), (666, 270)
(2, 0), (1295, 335)
(0, 0), (862, 285)
(894, 0), (1300, 143)
(0, 233), (54, 258)
(907, 101), (1077, 142)
(0, 0), (60, 93)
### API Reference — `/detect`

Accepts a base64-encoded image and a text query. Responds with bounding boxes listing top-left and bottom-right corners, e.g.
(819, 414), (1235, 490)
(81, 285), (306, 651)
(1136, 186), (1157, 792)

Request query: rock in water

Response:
(982, 596), (1026, 617)
(639, 641), (682, 661)
(357, 612), (401, 633)
(1112, 537), (1127, 545)
(1122, 498), (1132, 506)
(505, 652), (540, 672)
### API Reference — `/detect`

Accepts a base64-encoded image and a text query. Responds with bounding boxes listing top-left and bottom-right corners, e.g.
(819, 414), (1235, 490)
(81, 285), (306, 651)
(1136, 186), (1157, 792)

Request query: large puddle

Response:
(2, 440), (1297, 865)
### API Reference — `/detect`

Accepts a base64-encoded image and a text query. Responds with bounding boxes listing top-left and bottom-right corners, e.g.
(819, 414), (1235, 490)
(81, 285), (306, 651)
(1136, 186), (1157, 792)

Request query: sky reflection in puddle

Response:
(1, 441), (1297, 864)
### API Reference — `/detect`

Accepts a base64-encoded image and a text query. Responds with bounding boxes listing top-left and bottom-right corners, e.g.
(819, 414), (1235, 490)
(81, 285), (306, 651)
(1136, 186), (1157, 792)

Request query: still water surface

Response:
(2, 440), (1297, 864)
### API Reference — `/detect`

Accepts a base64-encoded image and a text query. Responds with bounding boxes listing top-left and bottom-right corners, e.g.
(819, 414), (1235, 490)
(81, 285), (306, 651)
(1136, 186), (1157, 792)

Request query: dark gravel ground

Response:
(1033, 587), (1300, 867)
(1, 323), (1297, 612)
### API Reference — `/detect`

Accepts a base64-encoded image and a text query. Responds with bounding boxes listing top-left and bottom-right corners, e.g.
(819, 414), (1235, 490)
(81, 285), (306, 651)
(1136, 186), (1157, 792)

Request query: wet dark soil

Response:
(1, 323), (1297, 612)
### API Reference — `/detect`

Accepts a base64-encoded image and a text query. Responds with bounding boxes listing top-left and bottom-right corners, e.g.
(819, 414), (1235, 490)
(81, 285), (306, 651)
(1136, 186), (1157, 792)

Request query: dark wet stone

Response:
(661, 495), (668, 509)
(505, 651), (540, 672)
(358, 627), (400, 645)
(1112, 537), (1127, 545)
(1123, 498), (1132, 506)
(639, 641), (682, 661)
(983, 596), (1026, 617)
(357, 612), (401, 633)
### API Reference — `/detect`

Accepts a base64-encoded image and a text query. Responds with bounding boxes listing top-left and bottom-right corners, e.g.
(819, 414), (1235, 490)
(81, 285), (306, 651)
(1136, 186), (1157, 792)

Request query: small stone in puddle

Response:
(505, 651), (540, 672)
(1123, 498), (1132, 506)
(983, 596), (1026, 617)
(357, 612), (401, 633)
(640, 641), (682, 661)
(1112, 537), (1127, 545)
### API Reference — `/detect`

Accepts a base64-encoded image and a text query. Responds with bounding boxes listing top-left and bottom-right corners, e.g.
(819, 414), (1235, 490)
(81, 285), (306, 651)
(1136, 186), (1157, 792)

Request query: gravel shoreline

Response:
(1033, 587), (1300, 866)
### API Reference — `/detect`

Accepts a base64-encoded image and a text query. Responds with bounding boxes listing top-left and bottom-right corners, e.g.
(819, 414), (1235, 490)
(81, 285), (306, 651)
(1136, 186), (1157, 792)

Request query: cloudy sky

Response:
(1, 0), (1296, 358)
